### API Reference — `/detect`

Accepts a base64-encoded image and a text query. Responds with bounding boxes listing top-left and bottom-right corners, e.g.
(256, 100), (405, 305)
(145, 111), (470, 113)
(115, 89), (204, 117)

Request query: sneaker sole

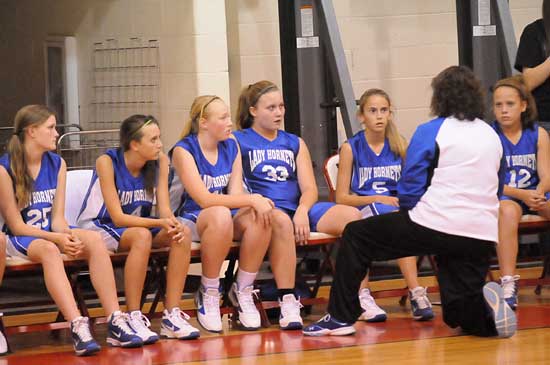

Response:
(303, 325), (356, 337)
(196, 315), (223, 333)
(160, 327), (200, 340)
(232, 312), (261, 331)
(74, 346), (100, 356)
(280, 321), (303, 330)
(358, 313), (387, 323)
(412, 313), (435, 321)
(483, 282), (517, 338)
(106, 337), (143, 348)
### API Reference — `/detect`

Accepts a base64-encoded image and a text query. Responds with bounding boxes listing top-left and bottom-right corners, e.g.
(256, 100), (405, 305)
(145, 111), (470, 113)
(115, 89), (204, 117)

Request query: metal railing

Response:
(56, 129), (119, 170)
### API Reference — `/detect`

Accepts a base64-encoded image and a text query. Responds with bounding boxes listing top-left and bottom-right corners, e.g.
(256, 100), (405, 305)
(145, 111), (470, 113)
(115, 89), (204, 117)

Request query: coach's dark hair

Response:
(8, 105), (56, 208)
(236, 80), (279, 129)
(120, 114), (159, 195)
(430, 65), (485, 121)
(494, 75), (538, 130)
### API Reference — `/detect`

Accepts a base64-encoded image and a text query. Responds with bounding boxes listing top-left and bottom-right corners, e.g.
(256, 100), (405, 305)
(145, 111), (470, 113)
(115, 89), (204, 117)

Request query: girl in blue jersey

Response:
(234, 81), (361, 330)
(78, 114), (200, 343)
(336, 88), (433, 322)
(0, 105), (141, 356)
(169, 95), (274, 332)
(492, 75), (550, 310)
(0, 233), (6, 355)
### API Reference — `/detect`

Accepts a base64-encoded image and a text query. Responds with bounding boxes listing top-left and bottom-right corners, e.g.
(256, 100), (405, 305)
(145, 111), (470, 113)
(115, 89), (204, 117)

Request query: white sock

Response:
(236, 268), (257, 290)
(201, 276), (220, 289)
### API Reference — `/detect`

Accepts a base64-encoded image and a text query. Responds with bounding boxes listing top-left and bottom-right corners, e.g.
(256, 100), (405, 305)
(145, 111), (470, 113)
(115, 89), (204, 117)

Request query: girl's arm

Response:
(171, 145), (264, 209)
(155, 153), (175, 219)
(50, 159), (71, 233)
(536, 126), (550, 194)
(0, 166), (68, 245)
(295, 138), (318, 212)
(522, 60), (550, 91)
(335, 143), (384, 206)
(96, 155), (163, 228)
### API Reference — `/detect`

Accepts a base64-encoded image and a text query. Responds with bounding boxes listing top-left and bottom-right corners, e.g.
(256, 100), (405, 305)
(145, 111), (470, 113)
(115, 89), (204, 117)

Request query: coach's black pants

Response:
(327, 211), (497, 337)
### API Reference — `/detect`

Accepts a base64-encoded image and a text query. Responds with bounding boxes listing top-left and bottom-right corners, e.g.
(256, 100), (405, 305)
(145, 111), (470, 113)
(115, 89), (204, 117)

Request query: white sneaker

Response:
(0, 314), (8, 356)
(195, 285), (223, 333)
(161, 308), (200, 340)
(128, 311), (160, 344)
(500, 275), (520, 310)
(228, 283), (261, 330)
(409, 287), (434, 321)
(358, 288), (387, 322)
(279, 294), (303, 330)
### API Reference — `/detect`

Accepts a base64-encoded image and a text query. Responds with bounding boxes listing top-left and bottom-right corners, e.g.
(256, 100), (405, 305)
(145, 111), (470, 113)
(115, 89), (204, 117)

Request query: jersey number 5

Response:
(372, 181), (389, 194)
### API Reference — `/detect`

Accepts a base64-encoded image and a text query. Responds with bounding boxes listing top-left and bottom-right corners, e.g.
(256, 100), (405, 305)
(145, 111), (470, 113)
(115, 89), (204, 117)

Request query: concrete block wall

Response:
(227, 0), (543, 140)
(1, 0), (544, 147)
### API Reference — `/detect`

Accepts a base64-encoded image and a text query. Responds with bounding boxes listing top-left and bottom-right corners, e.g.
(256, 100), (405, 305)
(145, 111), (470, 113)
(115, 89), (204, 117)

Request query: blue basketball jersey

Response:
(492, 121), (540, 190)
(234, 128), (301, 211)
(77, 148), (155, 229)
(0, 152), (61, 233)
(168, 134), (238, 217)
(347, 132), (402, 198)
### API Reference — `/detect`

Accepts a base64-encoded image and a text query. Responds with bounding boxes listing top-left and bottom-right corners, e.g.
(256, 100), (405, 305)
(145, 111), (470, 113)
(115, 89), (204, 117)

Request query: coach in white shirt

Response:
(303, 65), (516, 339)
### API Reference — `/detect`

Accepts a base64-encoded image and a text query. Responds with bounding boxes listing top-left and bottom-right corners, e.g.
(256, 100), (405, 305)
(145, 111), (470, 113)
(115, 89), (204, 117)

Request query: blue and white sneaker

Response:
(160, 308), (200, 340)
(279, 294), (303, 330)
(70, 316), (101, 356)
(303, 314), (355, 336)
(0, 313), (9, 356)
(483, 281), (517, 338)
(410, 287), (435, 321)
(127, 310), (160, 345)
(358, 288), (387, 322)
(228, 283), (261, 330)
(195, 285), (223, 333)
(500, 275), (520, 311)
(106, 311), (143, 348)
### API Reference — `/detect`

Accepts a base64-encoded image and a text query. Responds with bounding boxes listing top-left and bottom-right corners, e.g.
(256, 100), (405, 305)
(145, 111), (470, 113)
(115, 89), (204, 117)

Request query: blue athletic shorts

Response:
(359, 202), (398, 219)
(279, 202), (335, 232)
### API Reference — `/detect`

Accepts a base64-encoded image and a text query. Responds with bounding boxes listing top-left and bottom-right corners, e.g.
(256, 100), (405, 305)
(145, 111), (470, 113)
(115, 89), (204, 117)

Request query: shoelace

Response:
(320, 314), (333, 323)
(411, 288), (431, 309)
(281, 296), (303, 317)
(130, 312), (153, 332)
(236, 287), (260, 313)
(501, 275), (520, 298)
(171, 309), (194, 328)
(203, 289), (222, 316)
(73, 317), (93, 342)
(112, 312), (135, 334)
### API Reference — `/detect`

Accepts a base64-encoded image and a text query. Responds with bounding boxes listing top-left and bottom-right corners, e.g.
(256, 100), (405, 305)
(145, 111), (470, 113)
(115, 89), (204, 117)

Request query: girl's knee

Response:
(270, 210), (293, 231)
(499, 203), (521, 223)
(124, 228), (153, 251)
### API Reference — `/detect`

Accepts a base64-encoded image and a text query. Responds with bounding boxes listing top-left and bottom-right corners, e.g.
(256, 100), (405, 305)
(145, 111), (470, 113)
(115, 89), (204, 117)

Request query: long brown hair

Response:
(119, 114), (159, 195)
(493, 75), (538, 130)
(180, 95), (221, 139)
(358, 89), (407, 159)
(236, 80), (279, 129)
(7, 105), (56, 208)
